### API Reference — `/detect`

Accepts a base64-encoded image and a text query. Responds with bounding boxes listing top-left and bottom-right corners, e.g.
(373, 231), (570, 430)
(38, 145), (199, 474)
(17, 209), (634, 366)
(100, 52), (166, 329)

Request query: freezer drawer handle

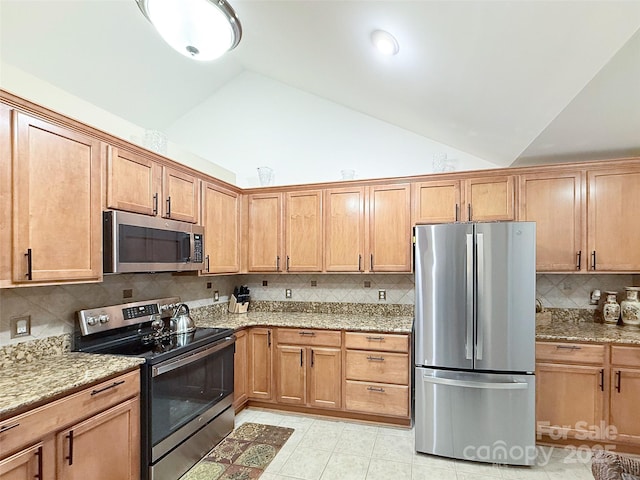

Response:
(367, 356), (385, 361)
(422, 375), (529, 390)
(367, 386), (385, 393)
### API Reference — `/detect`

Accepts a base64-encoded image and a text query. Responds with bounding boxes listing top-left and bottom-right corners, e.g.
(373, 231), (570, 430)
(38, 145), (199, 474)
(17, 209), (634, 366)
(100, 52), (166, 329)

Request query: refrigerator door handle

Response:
(421, 374), (529, 390)
(465, 233), (474, 360)
(475, 232), (484, 361)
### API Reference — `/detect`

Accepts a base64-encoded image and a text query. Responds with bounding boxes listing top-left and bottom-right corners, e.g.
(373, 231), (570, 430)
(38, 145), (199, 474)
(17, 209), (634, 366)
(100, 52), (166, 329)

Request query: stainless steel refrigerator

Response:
(414, 222), (536, 466)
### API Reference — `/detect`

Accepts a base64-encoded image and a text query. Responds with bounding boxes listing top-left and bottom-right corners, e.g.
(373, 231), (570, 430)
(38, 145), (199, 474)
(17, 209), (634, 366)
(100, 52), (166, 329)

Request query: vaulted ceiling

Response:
(1, 1), (639, 185)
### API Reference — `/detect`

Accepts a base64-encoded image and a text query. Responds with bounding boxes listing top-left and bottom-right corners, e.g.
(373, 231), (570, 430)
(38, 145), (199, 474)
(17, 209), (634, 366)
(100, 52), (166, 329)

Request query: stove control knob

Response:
(86, 316), (98, 326)
(99, 314), (110, 324)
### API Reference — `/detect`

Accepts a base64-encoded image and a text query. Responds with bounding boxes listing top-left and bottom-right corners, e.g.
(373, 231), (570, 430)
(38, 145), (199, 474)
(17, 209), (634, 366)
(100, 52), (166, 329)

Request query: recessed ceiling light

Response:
(371, 30), (399, 56)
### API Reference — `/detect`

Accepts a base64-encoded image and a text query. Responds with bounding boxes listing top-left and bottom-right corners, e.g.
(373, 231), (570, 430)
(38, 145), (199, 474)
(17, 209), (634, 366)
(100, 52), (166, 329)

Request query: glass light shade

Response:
(137, 0), (241, 61)
(371, 30), (399, 56)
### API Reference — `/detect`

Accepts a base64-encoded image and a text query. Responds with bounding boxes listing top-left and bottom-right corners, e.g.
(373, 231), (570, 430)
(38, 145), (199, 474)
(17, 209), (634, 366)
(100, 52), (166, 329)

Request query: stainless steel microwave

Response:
(103, 211), (204, 273)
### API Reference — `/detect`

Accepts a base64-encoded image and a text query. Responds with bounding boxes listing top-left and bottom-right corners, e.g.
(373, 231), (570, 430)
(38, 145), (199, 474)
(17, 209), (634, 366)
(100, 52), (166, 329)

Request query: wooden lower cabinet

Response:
(247, 328), (273, 400)
(275, 329), (342, 409)
(536, 363), (604, 439)
(56, 398), (139, 480)
(0, 370), (140, 480)
(0, 443), (46, 480)
(536, 341), (640, 449)
(344, 332), (411, 420)
(233, 329), (248, 410)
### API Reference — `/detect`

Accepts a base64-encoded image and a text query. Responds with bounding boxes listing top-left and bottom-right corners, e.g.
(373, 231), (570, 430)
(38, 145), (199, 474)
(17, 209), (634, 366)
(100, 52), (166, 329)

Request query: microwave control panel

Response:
(193, 234), (203, 263)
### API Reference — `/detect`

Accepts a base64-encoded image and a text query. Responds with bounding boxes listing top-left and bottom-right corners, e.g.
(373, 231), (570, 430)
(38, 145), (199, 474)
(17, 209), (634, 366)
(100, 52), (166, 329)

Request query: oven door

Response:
(148, 335), (235, 464)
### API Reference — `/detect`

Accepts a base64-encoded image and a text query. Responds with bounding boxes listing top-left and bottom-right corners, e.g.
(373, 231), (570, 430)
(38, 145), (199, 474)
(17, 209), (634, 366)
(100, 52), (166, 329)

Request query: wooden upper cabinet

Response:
(0, 104), (11, 287)
(106, 145), (161, 216)
(412, 179), (461, 224)
(518, 171), (585, 272)
(463, 175), (515, 221)
(247, 193), (283, 272)
(368, 184), (411, 272)
(285, 190), (323, 272)
(163, 166), (199, 223)
(587, 167), (640, 271)
(202, 182), (240, 274)
(324, 186), (366, 272)
(12, 111), (102, 284)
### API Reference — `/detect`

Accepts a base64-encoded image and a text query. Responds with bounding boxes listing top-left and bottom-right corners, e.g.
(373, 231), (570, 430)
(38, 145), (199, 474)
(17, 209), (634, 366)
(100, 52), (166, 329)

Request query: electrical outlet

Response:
(263, 280), (268, 286)
(378, 289), (386, 301)
(123, 289), (133, 299)
(214, 290), (219, 301)
(364, 281), (371, 288)
(206, 282), (212, 289)
(285, 289), (292, 298)
(10, 315), (31, 338)
(310, 280), (317, 287)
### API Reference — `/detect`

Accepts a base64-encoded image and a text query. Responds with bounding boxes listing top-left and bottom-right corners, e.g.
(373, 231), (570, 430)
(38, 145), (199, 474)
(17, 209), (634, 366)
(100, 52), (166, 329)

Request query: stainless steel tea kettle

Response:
(171, 303), (195, 334)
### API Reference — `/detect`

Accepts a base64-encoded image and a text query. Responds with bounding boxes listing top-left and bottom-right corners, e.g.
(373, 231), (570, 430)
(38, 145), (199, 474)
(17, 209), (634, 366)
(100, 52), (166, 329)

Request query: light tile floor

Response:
(235, 407), (595, 480)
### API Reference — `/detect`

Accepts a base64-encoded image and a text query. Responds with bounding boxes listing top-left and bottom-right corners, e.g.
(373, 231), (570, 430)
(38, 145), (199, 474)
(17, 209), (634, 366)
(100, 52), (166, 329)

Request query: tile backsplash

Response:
(1, 272), (639, 346)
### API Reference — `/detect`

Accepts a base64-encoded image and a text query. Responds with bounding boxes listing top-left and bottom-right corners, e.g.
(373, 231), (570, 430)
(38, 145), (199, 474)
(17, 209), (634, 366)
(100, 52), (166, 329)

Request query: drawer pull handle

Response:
(366, 336), (384, 341)
(91, 380), (125, 396)
(0, 422), (20, 434)
(367, 356), (385, 361)
(555, 345), (581, 350)
(299, 331), (316, 336)
(367, 386), (385, 393)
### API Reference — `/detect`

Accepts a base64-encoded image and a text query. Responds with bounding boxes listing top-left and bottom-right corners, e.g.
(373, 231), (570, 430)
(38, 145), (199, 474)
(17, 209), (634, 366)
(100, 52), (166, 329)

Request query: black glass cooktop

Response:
(77, 327), (234, 364)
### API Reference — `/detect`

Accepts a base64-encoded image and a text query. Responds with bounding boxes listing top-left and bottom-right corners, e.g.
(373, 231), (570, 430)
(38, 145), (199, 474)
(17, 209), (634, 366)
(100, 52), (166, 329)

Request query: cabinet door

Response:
(106, 146), (161, 216)
(56, 398), (139, 480)
(368, 184), (411, 272)
(0, 104), (11, 287)
(247, 328), (273, 400)
(247, 193), (283, 272)
(309, 347), (341, 409)
(519, 172), (584, 272)
(276, 346), (306, 405)
(412, 180), (461, 224)
(285, 190), (323, 272)
(536, 363), (604, 439)
(610, 368), (640, 444)
(324, 186), (365, 272)
(202, 182), (240, 273)
(463, 175), (515, 221)
(162, 166), (199, 223)
(0, 443), (43, 480)
(233, 330), (248, 410)
(12, 111), (102, 283)
(588, 168), (640, 271)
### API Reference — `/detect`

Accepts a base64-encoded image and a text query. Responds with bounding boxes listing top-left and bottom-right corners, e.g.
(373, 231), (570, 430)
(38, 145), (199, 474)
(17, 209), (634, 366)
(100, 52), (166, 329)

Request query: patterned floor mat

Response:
(180, 422), (294, 480)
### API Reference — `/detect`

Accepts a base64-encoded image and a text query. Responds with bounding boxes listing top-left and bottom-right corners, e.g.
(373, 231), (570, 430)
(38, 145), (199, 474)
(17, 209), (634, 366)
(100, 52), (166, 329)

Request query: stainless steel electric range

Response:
(73, 297), (235, 480)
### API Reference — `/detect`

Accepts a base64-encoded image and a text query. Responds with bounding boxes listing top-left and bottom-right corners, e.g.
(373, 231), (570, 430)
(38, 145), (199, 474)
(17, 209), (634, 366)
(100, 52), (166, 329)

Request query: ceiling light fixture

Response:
(371, 29), (399, 56)
(136, 0), (242, 61)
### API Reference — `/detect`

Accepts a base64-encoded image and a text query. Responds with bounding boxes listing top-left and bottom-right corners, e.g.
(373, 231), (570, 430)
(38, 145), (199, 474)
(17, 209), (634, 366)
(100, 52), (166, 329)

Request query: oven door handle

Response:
(152, 336), (236, 377)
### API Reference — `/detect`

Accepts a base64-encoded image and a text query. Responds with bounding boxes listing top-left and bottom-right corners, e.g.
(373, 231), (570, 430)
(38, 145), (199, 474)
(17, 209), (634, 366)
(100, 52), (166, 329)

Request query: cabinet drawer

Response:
(345, 380), (409, 417)
(277, 328), (341, 347)
(345, 332), (409, 353)
(611, 345), (640, 367)
(0, 370), (139, 456)
(346, 350), (409, 384)
(536, 342), (605, 365)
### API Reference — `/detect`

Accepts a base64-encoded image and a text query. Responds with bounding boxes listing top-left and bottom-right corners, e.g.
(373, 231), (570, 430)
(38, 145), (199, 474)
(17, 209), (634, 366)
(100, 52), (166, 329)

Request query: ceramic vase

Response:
(602, 292), (620, 325)
(621, 287), (640, 327)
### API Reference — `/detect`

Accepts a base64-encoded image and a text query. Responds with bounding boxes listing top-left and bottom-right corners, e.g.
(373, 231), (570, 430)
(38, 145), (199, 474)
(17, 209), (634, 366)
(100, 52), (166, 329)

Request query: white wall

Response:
(167, 71), (500, 188)
(0, 62), (236, 184)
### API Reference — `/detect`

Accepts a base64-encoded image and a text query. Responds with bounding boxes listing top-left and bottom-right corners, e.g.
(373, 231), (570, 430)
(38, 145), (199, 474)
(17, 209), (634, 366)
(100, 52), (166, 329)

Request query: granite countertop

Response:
(535, 310), (640, 345)
(191, 309), (414, 334)
(0, 352), (144, 419)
